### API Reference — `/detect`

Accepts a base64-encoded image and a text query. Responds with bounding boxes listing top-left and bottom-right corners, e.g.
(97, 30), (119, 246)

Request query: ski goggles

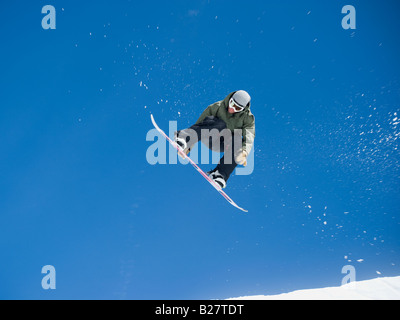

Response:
(229, 98), (245, 112)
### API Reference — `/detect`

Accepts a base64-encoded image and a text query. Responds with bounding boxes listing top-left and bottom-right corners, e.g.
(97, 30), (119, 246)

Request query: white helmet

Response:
(231, 90), (251, 109)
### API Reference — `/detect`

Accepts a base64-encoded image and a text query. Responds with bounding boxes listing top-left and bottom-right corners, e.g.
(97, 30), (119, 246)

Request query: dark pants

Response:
(177, 116), (240, 181)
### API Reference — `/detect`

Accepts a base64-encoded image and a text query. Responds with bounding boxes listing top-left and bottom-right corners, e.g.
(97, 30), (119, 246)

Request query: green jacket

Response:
(195, 92), (255, 154)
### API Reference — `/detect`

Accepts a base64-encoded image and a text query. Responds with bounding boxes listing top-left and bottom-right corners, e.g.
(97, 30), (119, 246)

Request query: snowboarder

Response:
(175, 90), (255, 189)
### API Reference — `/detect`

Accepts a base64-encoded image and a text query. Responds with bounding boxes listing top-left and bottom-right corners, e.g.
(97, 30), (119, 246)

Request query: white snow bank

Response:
(228, 276), (400, 300)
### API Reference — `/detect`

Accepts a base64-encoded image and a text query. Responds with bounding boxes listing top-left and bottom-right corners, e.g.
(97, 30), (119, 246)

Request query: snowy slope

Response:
(228, 276), (400, 300)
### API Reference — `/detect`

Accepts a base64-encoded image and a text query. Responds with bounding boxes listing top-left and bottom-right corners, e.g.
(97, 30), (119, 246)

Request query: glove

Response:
(235, 149), (248, 166)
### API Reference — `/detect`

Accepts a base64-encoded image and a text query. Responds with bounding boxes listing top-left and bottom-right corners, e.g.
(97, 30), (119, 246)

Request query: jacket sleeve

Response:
(242, 114), (255, 154)
(195, 101), (221, 124)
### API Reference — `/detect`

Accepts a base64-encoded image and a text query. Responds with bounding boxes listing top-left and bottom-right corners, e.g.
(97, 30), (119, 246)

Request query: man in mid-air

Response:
(175, 90), (255, 188)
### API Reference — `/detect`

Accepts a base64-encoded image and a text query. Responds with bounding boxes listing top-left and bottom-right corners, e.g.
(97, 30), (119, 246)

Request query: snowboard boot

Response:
(207, 169), (227, 189)
(174, 134), (190, 158)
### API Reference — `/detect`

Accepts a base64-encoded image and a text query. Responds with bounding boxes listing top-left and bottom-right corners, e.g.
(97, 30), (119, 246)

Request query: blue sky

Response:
(0, 0), (399, 299)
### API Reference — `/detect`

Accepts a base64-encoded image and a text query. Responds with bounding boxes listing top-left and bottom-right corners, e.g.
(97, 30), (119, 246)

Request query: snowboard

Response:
(150, 114), (248, 213)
